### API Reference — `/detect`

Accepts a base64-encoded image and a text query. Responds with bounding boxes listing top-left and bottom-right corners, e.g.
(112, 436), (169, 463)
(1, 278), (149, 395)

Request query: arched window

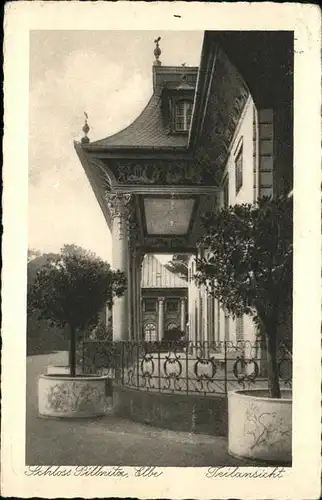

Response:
(175, 100), (193, 132)
(144, 322), (157, 341)
(167, 322), (179, 331)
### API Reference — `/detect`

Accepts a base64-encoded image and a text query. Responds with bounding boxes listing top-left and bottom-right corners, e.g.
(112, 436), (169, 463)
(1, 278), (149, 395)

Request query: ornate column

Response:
(140, 297), (144, 339)
(197, 289), (202, 343)
(136, 252), (144, 340)
(204, 288), (208, 342)
(128, 218), (138, 340)
(158, 297), (165, 341)
(180, 297), (187, 332)
(105, 305), (112, 328)
(106, 193), (132, 341)
(132, 248), (141, 340)
(131, 252), (136, 340)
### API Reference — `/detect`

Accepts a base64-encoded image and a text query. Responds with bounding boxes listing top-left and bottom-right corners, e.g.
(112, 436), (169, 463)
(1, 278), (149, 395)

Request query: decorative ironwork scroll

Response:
(81, 340), (292, 397)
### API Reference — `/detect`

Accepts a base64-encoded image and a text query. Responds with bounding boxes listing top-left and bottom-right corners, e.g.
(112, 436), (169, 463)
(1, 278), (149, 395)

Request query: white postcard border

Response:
(2, 2), (321, 499)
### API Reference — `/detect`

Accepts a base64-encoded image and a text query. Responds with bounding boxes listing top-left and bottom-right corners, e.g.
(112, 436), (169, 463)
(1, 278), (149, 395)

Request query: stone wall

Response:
(113, 384), (228, 437)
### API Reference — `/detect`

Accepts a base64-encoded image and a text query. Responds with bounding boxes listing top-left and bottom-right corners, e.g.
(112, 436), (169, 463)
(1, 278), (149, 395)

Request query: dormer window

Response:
(175, 100), (193, 132)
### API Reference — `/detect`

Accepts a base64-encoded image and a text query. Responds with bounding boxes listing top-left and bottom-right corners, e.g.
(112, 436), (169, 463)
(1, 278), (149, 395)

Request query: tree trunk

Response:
(69, 325), (76, 377)
(265, 328), (281, 398)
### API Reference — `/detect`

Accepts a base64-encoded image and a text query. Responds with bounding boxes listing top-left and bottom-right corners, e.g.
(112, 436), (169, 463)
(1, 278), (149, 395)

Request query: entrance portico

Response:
(92, 185), (219, 341)
(75, 49), (221, 341)
(75, 32), (293, 344)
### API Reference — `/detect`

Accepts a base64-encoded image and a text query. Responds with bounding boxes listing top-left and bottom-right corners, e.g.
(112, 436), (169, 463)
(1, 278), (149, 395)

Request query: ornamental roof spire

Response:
(153, 36), (162, 66)
(177, 65), (194, 90)
(81, 112), (90, 144)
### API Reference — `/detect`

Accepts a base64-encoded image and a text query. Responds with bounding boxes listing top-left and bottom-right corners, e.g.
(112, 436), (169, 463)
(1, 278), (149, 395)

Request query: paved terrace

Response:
(27, 351), (271, 466)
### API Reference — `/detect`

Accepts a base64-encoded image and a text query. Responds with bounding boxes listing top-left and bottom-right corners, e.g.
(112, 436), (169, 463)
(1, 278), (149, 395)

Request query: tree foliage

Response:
(195, 196), (293, 397)
(165, 254), (189, 280)
(28, 244), (126, 332)
(160, 327), (187, 352)
(28, 244), (126, 376)
(28, 245), (126, 336)
(28, 248), (41, 262)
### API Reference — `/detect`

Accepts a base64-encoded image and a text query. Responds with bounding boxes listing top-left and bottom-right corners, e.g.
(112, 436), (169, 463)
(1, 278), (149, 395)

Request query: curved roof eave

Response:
(87, 85), (190, 151)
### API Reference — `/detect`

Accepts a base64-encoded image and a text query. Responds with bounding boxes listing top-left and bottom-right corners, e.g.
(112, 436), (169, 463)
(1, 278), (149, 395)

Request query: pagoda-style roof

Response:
(90, 87), (188, 150)
(74, 32), (293, 255)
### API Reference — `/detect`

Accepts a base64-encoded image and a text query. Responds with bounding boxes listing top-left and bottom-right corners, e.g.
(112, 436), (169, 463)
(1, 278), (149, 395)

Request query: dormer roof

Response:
(152, 65), (198, 90)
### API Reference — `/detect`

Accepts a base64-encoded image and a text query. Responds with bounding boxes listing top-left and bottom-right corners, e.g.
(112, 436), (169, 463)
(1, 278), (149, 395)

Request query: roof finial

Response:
(153, 36), (161, 66)
(177, 65), (193, 90)
(180, 63), (187, 84)
(81, 111), (90, 144)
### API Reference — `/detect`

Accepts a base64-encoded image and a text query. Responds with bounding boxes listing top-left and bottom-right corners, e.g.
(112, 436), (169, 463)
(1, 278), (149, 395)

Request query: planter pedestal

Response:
(38, 374), (112, 418)
(47, 365), (83, 376)
(228, 389), (292, 463)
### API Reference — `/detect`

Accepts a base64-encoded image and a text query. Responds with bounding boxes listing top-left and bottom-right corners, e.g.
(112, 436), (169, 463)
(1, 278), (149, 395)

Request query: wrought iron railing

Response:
(80, 340), (292, 396)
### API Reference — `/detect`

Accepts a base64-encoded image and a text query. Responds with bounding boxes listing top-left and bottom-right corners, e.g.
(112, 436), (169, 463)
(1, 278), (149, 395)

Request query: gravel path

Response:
(26, 351), (259, 466)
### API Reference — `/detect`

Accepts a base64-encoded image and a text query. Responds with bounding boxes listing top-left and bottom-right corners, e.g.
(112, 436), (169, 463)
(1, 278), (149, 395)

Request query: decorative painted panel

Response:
(101, 159), (220, 186)
(42, 379), (107, 416)
(201, 45), (250, 171)
(142, 235), (192, 253)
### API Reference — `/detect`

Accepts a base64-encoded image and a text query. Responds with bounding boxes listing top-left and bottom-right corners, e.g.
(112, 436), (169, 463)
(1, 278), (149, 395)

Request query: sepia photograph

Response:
(26, 29), (293, 467)
(2, 3), (321, 499)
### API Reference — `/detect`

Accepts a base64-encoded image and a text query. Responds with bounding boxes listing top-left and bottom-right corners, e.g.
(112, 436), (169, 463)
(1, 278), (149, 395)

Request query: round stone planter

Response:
(38, 374), (111, 418)
(47, 365), (83, 376)
(228, 389), (292, 463)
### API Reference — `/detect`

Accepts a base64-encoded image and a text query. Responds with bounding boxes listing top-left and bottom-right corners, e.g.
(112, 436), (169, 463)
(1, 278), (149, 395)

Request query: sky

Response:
(28, 30), (204, 264)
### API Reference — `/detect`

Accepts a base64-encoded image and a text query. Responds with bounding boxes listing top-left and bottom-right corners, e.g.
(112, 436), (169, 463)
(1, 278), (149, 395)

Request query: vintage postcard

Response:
(1, 2), (321, 499)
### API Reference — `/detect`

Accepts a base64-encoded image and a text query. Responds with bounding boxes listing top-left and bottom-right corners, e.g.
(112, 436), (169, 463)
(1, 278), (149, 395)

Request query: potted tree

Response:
(28, 244), (126, 418)
(161, 327), (188, 352)
(195, 196), (292, 463)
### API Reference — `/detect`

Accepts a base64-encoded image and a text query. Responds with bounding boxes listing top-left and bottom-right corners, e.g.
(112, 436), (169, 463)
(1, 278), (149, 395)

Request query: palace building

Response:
(141, 254), (188, 341)
(75, 31), (293, 345)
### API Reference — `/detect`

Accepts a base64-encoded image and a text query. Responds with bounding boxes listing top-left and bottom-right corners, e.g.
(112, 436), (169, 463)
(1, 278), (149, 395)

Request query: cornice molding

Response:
(74, 141), (112, 230)
(114, 185), (221, 195)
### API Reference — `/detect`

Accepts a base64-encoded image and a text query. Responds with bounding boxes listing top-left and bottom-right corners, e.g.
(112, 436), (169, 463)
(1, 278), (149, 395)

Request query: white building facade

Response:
(187, 96), (275, 346)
